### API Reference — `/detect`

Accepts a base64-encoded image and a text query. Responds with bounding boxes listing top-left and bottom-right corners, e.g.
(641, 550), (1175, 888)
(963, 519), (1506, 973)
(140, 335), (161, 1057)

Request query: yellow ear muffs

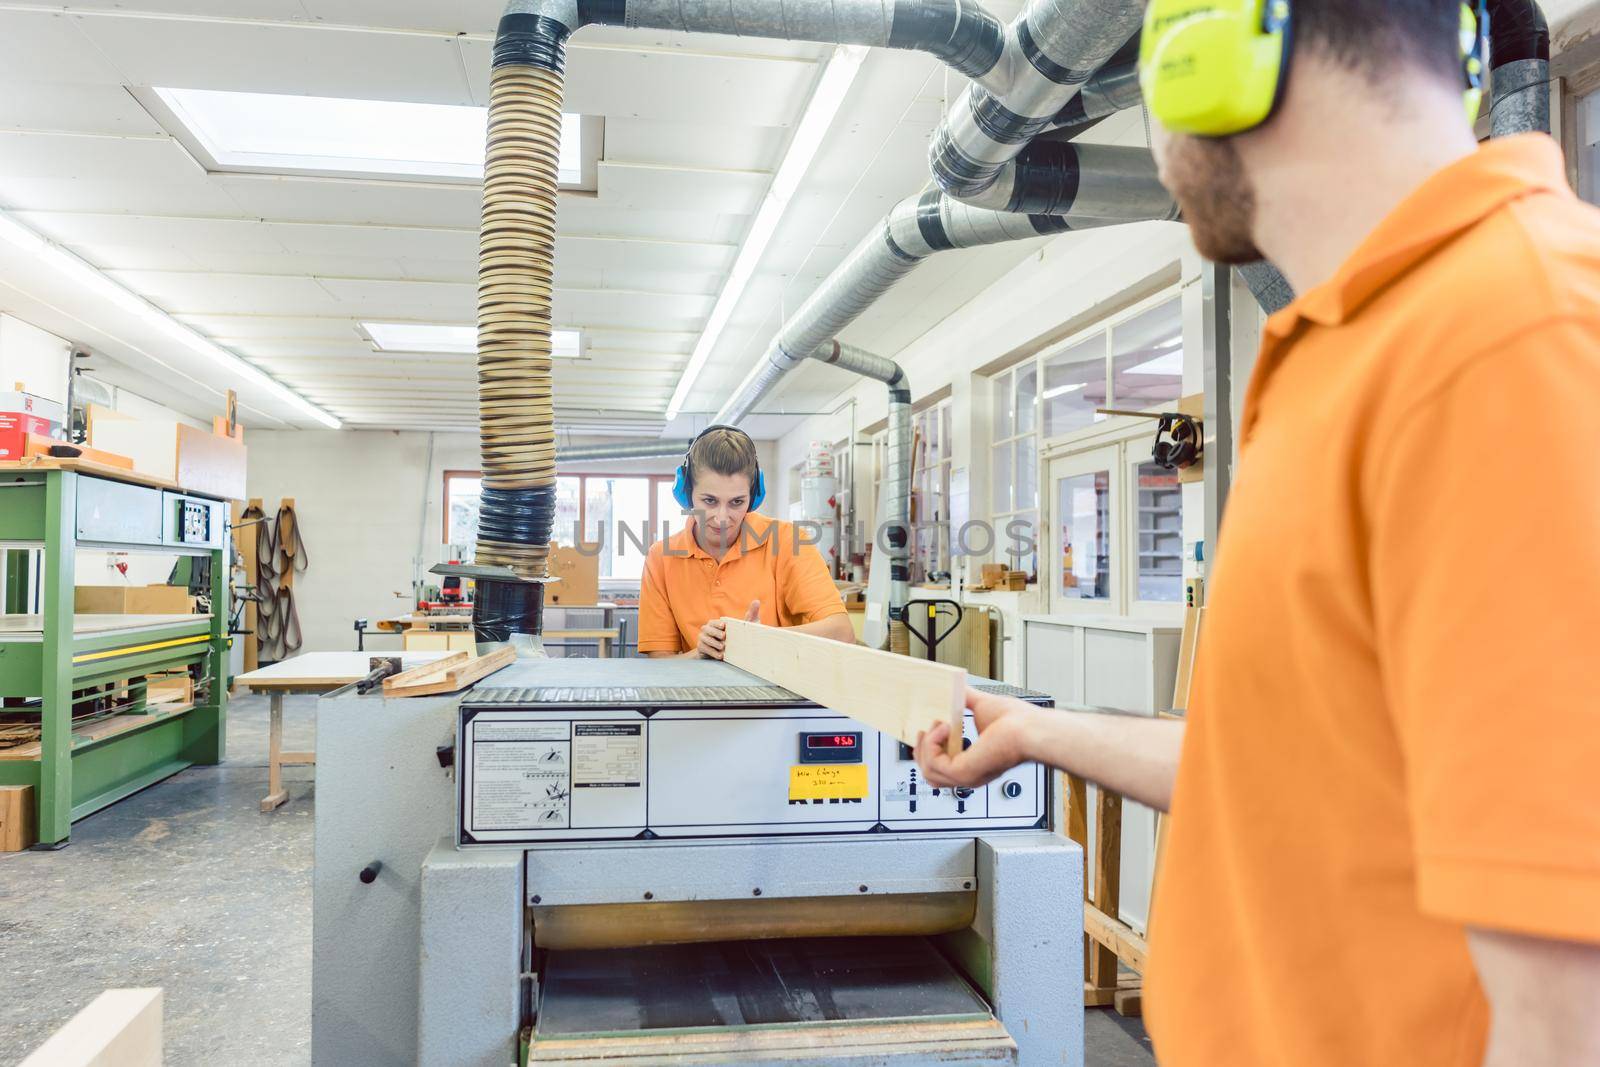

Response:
(1140, 0), (1291, 137)
(1461, 2), (1489, 124)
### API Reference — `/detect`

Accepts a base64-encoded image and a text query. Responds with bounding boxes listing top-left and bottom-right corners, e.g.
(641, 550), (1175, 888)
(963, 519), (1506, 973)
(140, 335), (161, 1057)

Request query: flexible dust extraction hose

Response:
(471, 12), (572, 640)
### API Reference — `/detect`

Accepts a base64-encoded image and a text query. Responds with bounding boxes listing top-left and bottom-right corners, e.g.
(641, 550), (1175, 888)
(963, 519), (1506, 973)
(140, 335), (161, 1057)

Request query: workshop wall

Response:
(244, 430), (719, 655)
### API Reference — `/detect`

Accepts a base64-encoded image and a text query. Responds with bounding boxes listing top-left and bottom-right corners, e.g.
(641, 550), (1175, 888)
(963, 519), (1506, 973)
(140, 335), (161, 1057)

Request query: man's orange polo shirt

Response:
(638, 512), (846, 654)
(1147, 135), (1600, 1066)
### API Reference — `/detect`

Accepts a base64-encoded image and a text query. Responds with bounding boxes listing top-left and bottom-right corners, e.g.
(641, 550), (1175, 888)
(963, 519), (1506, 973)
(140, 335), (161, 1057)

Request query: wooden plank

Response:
(19, 988), (162, 1067)
(1084, 903), (1149, 974)
(1088, 788), (1123, 991)
(1082, 973), (1140, 1009)
(0, 458), (179, 492)
(1, 784), (36, 851)
(236, 651), (453, 691)
(381, 651), (471, 691)
(720, 619), (964, 756)
(384, 645), (516, 697)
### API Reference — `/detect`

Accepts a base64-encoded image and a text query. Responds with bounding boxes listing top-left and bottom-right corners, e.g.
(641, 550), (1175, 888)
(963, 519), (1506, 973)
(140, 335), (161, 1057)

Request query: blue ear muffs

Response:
(672, 425), (766, 512)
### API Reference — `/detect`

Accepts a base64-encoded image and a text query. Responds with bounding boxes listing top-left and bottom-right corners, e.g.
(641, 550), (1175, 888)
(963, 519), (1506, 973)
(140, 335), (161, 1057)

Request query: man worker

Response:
(917, 2), (1600, 1064)
(639, 425), (855, 659)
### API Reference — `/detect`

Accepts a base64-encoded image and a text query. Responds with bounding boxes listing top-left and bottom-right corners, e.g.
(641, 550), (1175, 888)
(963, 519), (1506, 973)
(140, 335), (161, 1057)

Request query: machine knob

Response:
(1001, 781), (1022, 800)
(953, 786), (974, 800)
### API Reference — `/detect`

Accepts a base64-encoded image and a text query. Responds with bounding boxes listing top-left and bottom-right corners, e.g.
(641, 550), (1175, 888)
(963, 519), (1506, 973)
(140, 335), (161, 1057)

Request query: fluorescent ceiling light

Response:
(1041, 382), (1088, 401)
(1123, 351), (1183, 376)
(153, 87), (583, 184)
(0, 208), (339, 428)
(363, 322), (582, 358)
(670, 45), (868, 421)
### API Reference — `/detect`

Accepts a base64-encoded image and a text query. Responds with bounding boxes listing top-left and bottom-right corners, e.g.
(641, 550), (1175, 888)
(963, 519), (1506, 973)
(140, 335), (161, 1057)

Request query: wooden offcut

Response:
(1, 785), (36, 851)
(383, 646), (516, 697)
(18, 988), (162, 1067)
(720, 620), (964, 757)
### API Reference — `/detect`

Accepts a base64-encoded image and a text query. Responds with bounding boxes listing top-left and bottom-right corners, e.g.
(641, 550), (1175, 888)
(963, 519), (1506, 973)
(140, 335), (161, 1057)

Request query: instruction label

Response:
(470, 739), (570, 830)
(475, 722), (569, 742)
(573, 723), (644, 788)
(789, 764), (869, 801)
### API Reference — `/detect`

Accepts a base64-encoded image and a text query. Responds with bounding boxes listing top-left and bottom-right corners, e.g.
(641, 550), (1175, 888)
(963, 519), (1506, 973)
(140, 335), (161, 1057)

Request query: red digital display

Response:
(807, 734), (857, 748)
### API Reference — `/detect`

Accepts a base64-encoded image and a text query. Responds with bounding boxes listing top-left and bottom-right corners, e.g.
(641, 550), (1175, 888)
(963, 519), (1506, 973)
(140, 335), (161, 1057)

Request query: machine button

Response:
(1001, 781), (1022, 800)
(953, 787), (973, 800)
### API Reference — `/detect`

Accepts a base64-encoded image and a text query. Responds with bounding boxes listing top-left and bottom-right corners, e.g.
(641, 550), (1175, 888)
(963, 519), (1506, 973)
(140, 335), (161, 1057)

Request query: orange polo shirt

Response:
(1147, 135), (1600, 1066)
(638, 512), (846, 654)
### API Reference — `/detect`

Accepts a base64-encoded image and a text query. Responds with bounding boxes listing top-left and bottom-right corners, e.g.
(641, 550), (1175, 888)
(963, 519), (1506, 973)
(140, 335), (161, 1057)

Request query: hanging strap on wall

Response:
(276, 502), (308, 575)
(275, 586), (303, 657)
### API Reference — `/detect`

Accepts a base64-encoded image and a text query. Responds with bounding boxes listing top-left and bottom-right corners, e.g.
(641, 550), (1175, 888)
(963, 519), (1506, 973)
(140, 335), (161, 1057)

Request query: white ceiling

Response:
(0, 0), (1146, 437)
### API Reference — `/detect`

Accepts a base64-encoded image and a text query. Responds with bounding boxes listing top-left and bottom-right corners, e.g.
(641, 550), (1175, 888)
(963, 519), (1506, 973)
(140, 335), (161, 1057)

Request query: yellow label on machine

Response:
(789, 764), (869, 801)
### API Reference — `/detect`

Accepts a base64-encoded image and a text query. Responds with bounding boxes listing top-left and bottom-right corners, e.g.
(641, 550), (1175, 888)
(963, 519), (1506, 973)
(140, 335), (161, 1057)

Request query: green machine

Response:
(0, 467), (229, 847)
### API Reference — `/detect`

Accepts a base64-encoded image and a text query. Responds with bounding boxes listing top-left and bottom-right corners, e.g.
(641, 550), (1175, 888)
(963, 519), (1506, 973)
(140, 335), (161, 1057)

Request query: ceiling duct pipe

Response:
(1044, 57), (1143, 141)
(806, 341), (913, 651)
(962, 140), (1172, 214)
(569, 0), (1015, 81)
(927, 0), (1145, 204)
(555, 439), (692, 462)
(1237, 1), (1551, 317)
(1486, 0), (1550, 138)
(715, 167), (1177, 425)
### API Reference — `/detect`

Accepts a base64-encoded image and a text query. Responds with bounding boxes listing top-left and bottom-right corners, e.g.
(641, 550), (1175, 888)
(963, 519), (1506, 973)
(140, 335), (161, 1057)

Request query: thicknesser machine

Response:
(313, 658), (1085, 1067)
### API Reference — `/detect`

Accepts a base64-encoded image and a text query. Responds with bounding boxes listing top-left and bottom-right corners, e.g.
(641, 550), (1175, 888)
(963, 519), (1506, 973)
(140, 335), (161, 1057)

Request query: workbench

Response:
(236, 651), (450, 812)
(0, 463), (229, 847)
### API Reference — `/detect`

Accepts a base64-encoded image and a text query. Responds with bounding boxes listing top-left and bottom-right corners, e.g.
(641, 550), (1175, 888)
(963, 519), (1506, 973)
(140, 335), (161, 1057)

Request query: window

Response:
(1579, 86), (1600, 206)
(991, 365), (1040, 576)
(1133, 459), (1184, 603)
(911, 401), (954, 581)
(986, 291), (1184, 577)
(1044, 437), (1187, 615)
(145, 87), (599, 188)
(443, 471), (482, 549)
(1110, 300), (1185, 411)
(443, 470), (677, 581)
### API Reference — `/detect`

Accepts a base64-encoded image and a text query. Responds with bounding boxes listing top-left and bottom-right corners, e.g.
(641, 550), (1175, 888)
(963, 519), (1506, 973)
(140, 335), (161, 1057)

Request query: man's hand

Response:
(915, 687), (1041, 789)
(695, 600), (762, 660)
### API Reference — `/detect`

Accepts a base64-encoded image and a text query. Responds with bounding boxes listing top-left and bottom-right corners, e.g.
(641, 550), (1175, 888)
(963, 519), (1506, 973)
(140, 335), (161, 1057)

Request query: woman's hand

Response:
(695, 600), (762, 659)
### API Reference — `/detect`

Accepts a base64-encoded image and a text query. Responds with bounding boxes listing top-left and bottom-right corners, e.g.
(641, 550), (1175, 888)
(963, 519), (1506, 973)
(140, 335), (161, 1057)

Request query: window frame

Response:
(986, 287), (1184, 580)
(443, 469), (678, 574)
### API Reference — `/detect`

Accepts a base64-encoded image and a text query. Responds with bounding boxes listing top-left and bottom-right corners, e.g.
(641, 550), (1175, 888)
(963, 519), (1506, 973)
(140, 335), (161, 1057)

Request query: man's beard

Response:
(1162, 133), (1263, 265)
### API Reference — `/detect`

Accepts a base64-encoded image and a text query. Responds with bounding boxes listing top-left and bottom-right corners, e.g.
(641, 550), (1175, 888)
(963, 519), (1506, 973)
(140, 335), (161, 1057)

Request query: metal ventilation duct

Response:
(715, 158), (1177, 425)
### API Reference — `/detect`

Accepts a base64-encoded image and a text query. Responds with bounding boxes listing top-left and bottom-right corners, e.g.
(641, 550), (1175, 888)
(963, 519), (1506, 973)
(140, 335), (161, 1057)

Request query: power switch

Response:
(1001, 780), (1023, 800)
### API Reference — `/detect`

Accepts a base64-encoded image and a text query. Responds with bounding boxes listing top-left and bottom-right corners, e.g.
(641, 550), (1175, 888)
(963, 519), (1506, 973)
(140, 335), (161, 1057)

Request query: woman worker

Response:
(639, 425), (856, 659)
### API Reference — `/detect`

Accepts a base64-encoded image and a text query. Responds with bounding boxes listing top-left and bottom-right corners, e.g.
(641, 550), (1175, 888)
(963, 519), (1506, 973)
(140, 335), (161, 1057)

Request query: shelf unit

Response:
(0, 464), (229, 847)
(1135, 465), (1182, 602)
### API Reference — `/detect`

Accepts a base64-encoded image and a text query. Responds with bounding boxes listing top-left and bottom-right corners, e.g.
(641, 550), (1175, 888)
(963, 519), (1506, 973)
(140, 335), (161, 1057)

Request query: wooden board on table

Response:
(236, 651), (454, 692)
(383, 645), (516, 697)
(720, 619), (964, 757)
(0, 458), (178, 492)
(19, 988), (162, 1067)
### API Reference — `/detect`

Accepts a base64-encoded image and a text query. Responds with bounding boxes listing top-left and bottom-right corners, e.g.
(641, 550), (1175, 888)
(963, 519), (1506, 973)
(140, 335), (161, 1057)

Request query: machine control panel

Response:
(458, 681), (1054, 846)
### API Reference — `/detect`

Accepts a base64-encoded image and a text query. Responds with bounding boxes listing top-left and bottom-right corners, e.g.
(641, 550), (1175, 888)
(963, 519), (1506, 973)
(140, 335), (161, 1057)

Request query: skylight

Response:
(363, 322), (582, 359)
(151, 88), (584, 184)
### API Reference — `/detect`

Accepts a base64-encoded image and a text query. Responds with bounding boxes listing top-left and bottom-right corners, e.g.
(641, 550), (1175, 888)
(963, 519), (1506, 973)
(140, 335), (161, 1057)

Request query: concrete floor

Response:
(0, 694), (1155, 1067)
